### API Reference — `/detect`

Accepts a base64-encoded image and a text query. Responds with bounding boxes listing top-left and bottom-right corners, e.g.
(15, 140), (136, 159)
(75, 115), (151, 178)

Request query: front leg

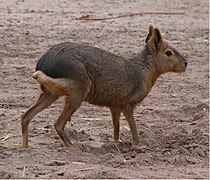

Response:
(110, 108), (121, 142)
(123, 105), (139, 145)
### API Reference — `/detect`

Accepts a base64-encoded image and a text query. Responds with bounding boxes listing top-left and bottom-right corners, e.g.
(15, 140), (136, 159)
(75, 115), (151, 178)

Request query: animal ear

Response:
(151, 28), (163, 52)
(145, 26), (163, 52)
(145, 25), (154, 43)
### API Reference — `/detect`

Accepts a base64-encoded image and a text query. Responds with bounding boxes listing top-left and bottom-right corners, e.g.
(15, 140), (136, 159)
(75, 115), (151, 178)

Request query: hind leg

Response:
(21, 87), (59, 148)
(54, 89), (88, 147)
(53, 62), (91, 147)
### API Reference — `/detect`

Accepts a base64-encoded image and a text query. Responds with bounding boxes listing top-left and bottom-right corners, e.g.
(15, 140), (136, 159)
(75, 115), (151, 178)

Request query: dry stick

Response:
(23, 50), (43, 54)
(0, 103), (29, 108)
(0, 134), (12, 142)
(5, 144), (22, 147)
(76, 12), (185, 21)
(113, 143), (121, 153)
(70, 167), (96, 172)
(22, 167), (26, 177)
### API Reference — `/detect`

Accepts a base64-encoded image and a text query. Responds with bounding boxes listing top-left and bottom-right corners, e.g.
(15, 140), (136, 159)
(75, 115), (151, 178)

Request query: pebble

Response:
(57, 172), (64, 176)
(0, 113), (5, 117)
(44, 160), (66, 166)
(194, 147), (206, 157)
(0, 171), (13, 179)
(179, 146), (190, 155)
(130, 145), (147, 153)
(170, 155), (187, 164)
(102, 153), (115, 161)
(130, 151), (137, 158)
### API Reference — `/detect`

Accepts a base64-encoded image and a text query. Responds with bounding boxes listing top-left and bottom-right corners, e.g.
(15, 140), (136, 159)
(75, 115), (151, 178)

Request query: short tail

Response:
(33, 71), (72, 96)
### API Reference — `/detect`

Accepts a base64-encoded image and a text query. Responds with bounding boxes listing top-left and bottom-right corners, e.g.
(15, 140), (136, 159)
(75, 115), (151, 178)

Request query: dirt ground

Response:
(0, 0), (209, 179)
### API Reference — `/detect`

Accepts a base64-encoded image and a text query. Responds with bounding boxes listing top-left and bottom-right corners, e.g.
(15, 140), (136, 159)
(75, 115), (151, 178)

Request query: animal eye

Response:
(165, 50), (173, 56)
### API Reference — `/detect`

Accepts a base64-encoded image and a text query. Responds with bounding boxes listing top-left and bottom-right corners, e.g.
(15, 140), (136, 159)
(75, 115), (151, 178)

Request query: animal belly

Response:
(84, 87), (130, 108)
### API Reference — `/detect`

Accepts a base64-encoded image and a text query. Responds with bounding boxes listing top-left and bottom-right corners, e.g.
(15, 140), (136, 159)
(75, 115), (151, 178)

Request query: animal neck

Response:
(127, 47), (162, 105)
(131, 47), (161, 88)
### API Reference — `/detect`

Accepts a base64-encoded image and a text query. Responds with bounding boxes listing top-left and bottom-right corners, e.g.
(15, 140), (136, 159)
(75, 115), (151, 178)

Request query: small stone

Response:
(81, 129), (85, 134)
(45, 160), (66, 166)
(130, 153), (136, 158)
(57, 172), (64, 176)
(130, 151), (138, 158)
(0, 171), (13, 179)
(194, 147), (206, 157)
(185, 157), (197, 164)
(173, 155), (187, 164)
(102, 153), (115, 161)
(179, 146), (190, 155)
(0, 113), (5, 117)
(130, 145), (147, 153)
(88, 137), (94, 141)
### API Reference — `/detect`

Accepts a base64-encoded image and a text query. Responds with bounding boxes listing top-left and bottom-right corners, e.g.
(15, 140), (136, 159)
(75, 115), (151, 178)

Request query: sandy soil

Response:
(0, 0), (209, 179)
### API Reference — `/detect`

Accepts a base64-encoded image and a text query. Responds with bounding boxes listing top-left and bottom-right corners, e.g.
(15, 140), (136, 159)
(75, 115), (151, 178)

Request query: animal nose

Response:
(184, 62), (188, 67)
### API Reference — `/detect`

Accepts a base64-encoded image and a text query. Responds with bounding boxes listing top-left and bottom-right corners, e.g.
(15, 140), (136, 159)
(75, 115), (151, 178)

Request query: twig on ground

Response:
(22, 166), (26, 177)
(23, 50), (42, 55)
(113, 142), (121, 153)
(76, 12), (185, 21)
(0, 134), (12, 142)
(0, 103), (29, 108)
(70, 167), (96, 172)
(5, 144), (22, 147)
(123, 126), (130, 131)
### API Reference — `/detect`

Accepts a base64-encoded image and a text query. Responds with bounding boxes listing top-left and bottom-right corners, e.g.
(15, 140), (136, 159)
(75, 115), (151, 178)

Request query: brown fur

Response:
(21, 26), (187, 148)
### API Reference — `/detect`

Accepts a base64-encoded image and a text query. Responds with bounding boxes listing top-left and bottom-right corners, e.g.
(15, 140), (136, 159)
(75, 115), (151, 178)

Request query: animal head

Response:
(145, 25), (188, 74)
